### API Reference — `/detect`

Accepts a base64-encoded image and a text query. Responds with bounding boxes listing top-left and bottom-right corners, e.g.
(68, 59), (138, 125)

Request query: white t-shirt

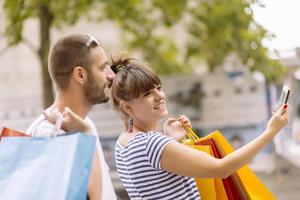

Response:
(26, 111), (117, 200)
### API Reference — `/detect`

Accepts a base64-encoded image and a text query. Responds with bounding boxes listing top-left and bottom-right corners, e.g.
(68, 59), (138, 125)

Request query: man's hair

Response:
(48, 34), (100, 89)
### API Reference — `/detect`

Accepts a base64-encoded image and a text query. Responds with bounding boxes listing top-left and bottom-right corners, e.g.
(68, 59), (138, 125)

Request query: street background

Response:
(1, 0), (300, 199)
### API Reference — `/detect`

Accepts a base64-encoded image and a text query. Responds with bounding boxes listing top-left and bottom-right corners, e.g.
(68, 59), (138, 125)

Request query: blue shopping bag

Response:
(0, 132), (96, 200)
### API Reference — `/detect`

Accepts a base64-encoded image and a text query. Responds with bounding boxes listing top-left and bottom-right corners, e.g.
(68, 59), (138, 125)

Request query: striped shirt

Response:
(115, 132), (200, 200)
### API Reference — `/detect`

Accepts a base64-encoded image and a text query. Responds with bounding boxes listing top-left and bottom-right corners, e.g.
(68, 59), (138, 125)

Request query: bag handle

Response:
(52, 109), (63, 137)
(180, 124), (200, 144)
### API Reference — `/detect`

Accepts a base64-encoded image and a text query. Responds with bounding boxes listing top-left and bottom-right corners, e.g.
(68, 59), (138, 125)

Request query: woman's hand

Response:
(267, 104), (289, 134)
(43, 107), (92, 134)
(163, 115), (192, 141)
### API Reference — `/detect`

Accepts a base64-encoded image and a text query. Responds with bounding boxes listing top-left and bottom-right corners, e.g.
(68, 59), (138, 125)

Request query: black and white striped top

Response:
(115, 132), (200, 200)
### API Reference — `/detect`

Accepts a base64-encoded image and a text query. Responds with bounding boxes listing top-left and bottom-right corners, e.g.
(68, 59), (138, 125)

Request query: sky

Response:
(252, 0), (300, 54)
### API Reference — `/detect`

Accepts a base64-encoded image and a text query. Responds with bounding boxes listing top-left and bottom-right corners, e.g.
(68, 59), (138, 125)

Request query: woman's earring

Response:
(128, 118), (133, 133)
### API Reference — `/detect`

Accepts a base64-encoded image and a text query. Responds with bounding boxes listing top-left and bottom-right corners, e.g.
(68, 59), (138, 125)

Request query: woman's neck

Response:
(132, 120), (159, 133)
(119, 120), (160, 148)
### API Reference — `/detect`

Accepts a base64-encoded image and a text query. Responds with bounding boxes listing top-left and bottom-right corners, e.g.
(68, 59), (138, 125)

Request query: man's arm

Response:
(88, 150), (102, 200)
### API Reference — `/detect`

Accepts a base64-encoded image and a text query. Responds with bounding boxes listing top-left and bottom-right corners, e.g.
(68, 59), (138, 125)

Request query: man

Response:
(27, 34), (117, 200)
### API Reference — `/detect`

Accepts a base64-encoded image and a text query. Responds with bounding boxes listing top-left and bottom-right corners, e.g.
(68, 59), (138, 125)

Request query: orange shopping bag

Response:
(196, 138), (248, 200)
(187, 144), (218, 200)
(183, 135), (247, 199)
(0, 127), (29, 140)
(182, 132), (228, 200)
(186, 127), (276, 200)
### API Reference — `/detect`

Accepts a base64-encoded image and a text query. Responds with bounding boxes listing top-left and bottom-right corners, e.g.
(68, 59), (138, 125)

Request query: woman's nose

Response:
(155, 89), (164, 100)
(106, 67), (116, 81)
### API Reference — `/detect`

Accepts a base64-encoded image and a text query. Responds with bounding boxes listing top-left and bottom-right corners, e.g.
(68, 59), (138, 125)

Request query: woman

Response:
(109, 55), (288, 200)
(49, 55), (288, 200)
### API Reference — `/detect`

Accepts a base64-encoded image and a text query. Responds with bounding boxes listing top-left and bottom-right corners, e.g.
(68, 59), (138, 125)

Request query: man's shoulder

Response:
(84, 117), (95, 125)
(27, 114), (98, 137)
(26, 114), (54, 137)
(84, 117), (98, 136)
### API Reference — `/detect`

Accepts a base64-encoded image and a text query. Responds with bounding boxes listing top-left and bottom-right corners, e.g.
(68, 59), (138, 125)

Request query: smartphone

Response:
(277, 85), (290, 107)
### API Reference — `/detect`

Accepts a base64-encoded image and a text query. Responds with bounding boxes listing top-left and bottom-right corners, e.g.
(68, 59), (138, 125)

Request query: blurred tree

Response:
(3, 0), (97, 107)
(184, 0), (285, 83)
(3, 0), (284, 107)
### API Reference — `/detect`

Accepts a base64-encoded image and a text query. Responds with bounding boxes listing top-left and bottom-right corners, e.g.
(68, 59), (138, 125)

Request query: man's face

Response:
(84, 46), (115, 105)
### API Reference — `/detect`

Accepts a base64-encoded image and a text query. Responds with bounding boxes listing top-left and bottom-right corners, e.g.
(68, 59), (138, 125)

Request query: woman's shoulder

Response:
(116, 131), (170, 150)
(136, 131), (172, 142)
(127, 131), (162, 145)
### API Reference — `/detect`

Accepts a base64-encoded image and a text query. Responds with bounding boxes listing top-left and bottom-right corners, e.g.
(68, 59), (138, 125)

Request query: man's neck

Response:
(53, 90), (92, 119)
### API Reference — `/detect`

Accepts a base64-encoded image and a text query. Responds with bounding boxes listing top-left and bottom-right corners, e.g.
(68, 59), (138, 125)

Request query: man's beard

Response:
(84, 76), (109, 105)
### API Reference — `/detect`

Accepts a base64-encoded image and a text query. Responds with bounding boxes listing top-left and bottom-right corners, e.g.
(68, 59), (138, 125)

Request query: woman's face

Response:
(128, 85), (168, 125)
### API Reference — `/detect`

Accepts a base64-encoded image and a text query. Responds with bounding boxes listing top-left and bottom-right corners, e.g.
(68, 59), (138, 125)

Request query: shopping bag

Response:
(185, 139), (235, 200)
(183, 135), (228, 200)
(186, 128), (276, 200)
(0, 127), (29, 139)
(0, 132), (96, 200)
(196, 138), (249, 200)
(189, 145), (217, 200)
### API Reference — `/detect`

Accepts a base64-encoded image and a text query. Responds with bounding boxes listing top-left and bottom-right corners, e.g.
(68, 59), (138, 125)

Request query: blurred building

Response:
(2, 2), (300, 198)
(273, 48), (300, 169)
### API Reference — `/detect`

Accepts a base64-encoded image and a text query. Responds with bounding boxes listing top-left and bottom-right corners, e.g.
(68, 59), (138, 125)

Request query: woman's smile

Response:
(153, 101), (166, 111)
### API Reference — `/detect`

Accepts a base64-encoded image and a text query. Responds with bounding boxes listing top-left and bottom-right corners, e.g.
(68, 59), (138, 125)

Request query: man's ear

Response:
(72, 66), (88, 85)
(120, 100), (133, 115)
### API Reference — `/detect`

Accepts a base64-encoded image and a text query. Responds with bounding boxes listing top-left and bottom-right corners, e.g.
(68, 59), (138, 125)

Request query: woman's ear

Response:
(72, 66), (88, 85)
(120, 100), (133, 115)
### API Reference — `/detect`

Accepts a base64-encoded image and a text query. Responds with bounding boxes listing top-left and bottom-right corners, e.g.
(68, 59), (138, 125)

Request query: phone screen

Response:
(278, 85), (290, 107)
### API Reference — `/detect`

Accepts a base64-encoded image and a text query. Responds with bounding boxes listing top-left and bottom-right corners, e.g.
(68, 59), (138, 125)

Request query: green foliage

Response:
(4, 0), (97, 44)
(4, 0), (35, 44)
(3, 0), (285, 82)
(153, 0), (187, 26)
(185, 0), (285, 82)
(49, 0), (97, 26)
(102, 0), (190, 74)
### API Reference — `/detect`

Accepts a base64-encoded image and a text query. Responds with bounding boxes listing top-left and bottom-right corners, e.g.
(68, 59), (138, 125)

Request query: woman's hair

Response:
(110, 54), (161, 125)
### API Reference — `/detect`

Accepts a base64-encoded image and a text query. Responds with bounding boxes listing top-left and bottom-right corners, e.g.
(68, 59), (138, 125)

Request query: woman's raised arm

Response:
(161, 105), (288, 179)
